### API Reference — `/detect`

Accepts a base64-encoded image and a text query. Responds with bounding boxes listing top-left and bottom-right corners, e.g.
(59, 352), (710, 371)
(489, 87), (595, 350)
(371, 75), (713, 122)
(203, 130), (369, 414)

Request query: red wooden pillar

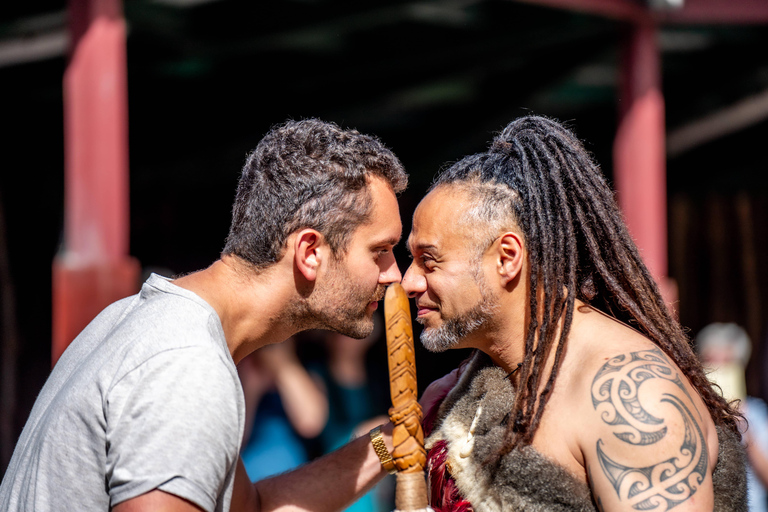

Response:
(52, 0), (140, 366)
(613, 21), (675, 302)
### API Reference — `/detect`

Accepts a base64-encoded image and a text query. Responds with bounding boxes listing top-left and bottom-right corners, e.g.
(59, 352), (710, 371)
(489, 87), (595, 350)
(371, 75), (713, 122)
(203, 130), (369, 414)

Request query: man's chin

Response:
(414, 316), (438, 328)
(337, 316), (375, 340)
(419, 328), (459, 353)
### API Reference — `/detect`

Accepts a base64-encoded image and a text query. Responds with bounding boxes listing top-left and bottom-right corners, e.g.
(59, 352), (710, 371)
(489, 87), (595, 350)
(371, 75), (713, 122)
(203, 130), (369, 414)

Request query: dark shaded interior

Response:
(2, 0), (768, 474)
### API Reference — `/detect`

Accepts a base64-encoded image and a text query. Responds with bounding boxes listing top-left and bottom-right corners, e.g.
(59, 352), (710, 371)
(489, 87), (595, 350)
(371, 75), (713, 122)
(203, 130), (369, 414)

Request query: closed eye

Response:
(420, 254), (436, 270)
(374, 246), (394, 261)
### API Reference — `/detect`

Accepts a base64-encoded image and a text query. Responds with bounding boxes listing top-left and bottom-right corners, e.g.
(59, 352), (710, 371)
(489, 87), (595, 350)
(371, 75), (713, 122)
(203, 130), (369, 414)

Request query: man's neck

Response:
(475, 293), (528, 375)
(480, 296), (587, 379)
(172, 255), (300, 364)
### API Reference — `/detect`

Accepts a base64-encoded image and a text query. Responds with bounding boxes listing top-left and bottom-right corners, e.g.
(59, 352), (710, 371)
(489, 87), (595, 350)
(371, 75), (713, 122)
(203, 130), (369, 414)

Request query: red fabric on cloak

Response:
(423, 376), (474, 512)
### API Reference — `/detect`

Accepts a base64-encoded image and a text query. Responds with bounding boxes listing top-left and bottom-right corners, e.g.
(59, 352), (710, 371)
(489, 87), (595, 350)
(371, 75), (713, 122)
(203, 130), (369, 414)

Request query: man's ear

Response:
(496, 232), (524, 287)
(293, 229), (325, 282)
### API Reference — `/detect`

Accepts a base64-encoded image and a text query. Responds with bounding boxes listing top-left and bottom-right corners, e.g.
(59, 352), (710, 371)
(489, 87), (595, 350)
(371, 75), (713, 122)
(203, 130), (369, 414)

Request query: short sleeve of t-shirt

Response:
(105, 347), (242, 511)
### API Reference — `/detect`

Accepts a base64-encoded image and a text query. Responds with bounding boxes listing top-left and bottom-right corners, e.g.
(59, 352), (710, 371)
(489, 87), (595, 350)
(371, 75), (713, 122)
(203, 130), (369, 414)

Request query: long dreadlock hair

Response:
(430, 115), (741, 455)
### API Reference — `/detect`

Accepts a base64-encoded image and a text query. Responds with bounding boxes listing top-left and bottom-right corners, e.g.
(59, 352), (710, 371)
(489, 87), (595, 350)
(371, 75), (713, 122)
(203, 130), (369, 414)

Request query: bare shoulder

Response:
(581, 346), (717, 511)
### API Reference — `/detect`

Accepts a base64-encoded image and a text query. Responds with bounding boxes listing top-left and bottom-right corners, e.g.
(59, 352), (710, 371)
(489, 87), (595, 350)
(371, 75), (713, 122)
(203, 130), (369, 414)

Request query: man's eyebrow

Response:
(375, 236), (401, 248)
(407, 242), (438, 255)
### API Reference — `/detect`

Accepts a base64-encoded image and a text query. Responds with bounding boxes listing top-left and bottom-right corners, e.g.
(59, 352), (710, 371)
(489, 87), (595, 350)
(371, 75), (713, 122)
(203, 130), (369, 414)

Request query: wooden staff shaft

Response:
(384, 283), (428, 511)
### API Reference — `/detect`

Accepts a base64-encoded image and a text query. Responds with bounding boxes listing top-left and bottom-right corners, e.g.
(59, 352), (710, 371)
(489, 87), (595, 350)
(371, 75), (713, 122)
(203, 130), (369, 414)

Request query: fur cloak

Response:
(424, 351), (747, 512)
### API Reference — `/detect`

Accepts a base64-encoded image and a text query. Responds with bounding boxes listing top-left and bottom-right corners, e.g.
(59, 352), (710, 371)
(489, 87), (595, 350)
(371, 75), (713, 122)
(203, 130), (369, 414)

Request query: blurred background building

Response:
(2, 0), (768, 477)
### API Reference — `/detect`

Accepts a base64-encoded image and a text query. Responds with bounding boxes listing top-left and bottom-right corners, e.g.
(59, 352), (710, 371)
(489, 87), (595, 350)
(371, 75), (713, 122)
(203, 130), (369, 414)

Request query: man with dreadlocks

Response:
(402, 116), (747, 511)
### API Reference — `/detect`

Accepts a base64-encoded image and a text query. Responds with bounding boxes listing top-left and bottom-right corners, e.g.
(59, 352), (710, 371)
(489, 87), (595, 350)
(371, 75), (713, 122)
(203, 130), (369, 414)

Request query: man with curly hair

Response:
(1, 119), (405, 512)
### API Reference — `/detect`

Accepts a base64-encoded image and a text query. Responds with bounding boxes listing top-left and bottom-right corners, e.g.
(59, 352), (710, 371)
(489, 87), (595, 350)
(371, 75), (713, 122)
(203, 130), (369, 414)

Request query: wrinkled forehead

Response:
(408, 186), (478, 251)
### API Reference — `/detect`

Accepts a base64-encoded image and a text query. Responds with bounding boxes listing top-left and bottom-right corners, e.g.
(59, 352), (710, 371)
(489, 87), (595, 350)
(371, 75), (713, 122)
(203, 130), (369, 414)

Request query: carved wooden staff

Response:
(384, 282), (431, 512)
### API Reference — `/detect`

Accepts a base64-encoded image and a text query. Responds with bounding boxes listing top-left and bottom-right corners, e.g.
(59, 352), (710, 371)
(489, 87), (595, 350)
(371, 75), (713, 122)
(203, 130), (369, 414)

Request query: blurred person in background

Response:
(307, 313), (394, 512)
(238, 337), (328, 481)
(697, 323), (768, 512)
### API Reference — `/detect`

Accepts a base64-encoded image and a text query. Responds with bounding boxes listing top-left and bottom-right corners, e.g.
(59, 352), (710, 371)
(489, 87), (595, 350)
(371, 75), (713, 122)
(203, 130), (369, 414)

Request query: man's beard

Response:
(418, 292), (497, 353)
(307, 263), (386, 339)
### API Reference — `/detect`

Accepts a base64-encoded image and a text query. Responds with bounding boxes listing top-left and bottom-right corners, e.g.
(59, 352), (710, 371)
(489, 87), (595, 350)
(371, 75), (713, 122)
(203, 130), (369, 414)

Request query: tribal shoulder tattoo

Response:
(591, 348), (708, 511)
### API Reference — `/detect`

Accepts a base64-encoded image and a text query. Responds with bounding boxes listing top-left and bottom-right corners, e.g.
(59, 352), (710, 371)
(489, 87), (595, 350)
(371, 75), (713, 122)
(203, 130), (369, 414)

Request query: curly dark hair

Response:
(431, 115), (741, 454)
(223, 118), (408, 269)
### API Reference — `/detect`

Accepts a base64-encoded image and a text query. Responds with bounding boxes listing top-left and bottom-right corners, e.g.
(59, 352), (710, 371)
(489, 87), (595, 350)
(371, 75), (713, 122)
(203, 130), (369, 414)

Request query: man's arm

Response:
(114, 423), (392, 512)
(231, 423), (393, 512)
(742, 400), (768, 488)
(583, 348), (714, 511)
(112, 491), (206, 512)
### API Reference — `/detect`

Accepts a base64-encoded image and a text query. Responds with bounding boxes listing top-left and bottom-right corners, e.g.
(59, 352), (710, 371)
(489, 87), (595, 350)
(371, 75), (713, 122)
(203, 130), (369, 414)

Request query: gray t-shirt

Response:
(0, 274), (245, 512)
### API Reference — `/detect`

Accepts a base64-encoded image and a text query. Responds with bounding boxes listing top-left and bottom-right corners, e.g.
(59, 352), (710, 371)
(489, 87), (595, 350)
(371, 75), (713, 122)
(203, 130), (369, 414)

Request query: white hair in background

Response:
(695, 322), (752, 367)
(695, 322), (752, 402)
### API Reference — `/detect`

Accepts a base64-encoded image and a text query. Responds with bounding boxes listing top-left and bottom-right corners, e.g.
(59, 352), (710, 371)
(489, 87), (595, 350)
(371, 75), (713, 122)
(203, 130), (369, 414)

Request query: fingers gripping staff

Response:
(384, 283), (432, 512)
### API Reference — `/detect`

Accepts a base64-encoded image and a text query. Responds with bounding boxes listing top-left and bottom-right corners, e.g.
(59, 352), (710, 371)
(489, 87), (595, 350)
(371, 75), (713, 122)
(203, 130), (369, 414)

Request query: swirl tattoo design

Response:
(591, 348), (708, 511)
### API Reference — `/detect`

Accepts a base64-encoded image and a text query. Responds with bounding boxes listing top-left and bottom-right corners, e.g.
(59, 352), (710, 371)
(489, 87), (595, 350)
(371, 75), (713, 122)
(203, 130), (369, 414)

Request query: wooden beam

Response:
(613, 22), (672, 299)
(657, 0), (768, 25)
(509, 0), (768, 24)
(510, 0), (650, 22)
(667, 88), (768, 157)
(53, 0), (139, 366)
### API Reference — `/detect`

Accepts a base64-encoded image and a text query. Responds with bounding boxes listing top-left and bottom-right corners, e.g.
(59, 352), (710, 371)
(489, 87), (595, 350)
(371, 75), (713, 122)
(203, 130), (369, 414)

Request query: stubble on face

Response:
(307, 258), (387, 339)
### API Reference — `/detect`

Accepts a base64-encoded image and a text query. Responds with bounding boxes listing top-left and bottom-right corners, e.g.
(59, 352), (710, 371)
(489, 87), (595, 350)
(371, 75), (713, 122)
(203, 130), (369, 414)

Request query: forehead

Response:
(353, 176), (402, 244)
(408, 185), (476, 253)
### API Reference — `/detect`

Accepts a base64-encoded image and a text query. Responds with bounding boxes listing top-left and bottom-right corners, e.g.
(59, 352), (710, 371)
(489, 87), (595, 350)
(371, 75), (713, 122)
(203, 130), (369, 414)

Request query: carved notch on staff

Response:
(384, 282), (430, 512)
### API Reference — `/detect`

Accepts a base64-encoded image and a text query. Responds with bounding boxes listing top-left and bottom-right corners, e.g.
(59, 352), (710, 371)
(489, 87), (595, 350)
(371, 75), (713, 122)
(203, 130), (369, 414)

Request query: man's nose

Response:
(379, 258), (402, 285)
(401, 264), (426, 298)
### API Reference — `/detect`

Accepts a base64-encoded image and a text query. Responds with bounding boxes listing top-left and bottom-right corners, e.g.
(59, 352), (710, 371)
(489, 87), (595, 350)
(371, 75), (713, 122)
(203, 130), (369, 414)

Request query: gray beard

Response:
(418, 294), (496, 353)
